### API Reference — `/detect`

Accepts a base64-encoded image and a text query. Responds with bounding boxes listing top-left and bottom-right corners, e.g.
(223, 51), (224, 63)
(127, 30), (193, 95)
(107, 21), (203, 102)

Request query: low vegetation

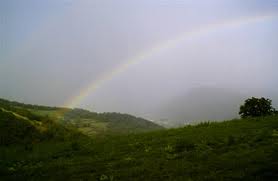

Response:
(0, 98), (163, 136)
(0, 98), (278, 180)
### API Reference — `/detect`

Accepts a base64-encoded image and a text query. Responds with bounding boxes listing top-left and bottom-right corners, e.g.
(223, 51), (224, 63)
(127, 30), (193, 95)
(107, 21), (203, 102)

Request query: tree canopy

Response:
(239, 97), (276, 118)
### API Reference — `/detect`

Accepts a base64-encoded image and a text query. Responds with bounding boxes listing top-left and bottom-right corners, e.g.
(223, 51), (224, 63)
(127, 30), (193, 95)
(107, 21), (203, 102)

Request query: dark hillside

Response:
(1, 113), (278, 180)
(0, 98), (163, 136)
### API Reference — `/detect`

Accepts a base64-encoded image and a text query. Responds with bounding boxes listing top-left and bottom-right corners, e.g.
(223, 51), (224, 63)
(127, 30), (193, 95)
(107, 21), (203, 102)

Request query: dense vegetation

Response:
(0, 98), (163, 136)
(239, 97), (277, 118)
(1, 98), (278, 180)
(0, 107), (83, 146)
(63, 108), (164, 135)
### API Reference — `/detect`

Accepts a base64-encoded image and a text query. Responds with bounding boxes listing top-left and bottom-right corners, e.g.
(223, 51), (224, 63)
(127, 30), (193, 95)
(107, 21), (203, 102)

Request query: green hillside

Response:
(1, 97), (278, 180)
(0, 108), (43, 145)
(62, 108), (164, 135)
(0, 98), (163, 136)
(0, 107), (83, 147)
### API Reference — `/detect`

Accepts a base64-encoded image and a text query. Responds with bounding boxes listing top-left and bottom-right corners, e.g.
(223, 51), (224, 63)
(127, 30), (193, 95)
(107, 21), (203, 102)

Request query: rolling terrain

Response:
(0, 98), (278, 180)
(0, 98), (163, 136)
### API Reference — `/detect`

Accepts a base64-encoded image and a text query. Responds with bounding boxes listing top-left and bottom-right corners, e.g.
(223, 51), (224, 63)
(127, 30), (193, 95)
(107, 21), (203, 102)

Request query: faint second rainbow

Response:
(63, 13), (278, 110)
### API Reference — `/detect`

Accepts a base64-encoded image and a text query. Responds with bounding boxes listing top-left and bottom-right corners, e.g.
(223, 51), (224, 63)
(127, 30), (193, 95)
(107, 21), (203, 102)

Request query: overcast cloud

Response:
(1, 0), (278, 124)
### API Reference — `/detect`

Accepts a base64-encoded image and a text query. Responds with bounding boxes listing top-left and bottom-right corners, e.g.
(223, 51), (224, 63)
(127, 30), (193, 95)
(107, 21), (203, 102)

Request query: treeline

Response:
(0, 98), (62, 111)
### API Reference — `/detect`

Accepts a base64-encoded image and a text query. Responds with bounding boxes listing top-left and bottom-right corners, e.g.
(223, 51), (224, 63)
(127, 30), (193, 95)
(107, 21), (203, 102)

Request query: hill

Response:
(62, 108), (164, 135)
(0, 98), (163, 136)
(1, 105), (278, 180)
(0, 107), (83, 147)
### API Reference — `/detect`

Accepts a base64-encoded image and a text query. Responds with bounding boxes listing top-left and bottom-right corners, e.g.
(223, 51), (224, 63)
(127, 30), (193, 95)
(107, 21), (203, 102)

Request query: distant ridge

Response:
(0, 98), (163, 136)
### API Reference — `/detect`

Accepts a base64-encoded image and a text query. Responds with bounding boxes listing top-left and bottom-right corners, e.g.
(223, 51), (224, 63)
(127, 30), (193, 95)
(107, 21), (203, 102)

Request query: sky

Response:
(1, 0), (278, 124)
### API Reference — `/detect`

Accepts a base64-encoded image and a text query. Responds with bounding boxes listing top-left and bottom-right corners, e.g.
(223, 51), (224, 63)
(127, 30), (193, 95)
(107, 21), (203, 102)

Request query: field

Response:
(1, 103), (278, 180)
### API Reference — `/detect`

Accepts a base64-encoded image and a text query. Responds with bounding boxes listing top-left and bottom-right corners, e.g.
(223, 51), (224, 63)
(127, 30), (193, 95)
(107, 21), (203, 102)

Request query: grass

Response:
(28, 109), (60, 119)
(0, 98), (163, 137)
(1, 115), (278, 180)
(71, 118), (108, 136)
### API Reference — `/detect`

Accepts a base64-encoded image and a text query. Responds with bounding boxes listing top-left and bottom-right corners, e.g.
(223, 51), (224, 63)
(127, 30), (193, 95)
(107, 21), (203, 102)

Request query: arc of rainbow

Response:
(61, 13), (277, 113)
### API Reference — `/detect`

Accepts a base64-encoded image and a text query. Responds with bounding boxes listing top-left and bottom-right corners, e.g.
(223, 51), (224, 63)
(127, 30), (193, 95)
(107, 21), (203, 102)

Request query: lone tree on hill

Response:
(239, 97), (276, 118)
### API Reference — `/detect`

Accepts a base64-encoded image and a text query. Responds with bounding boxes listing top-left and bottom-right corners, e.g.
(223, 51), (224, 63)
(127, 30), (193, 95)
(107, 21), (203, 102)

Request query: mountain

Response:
(0, 98), (163, 136)
(154, 87), (246, 127)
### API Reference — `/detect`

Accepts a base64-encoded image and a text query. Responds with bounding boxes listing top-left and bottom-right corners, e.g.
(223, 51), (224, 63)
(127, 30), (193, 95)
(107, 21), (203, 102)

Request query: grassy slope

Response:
(0, 98), (163, 136)
(1, 115), (278, 180)
(61, 108), (164, 135)
(0, 108), (83, 146)
(0, 109), (43, 146)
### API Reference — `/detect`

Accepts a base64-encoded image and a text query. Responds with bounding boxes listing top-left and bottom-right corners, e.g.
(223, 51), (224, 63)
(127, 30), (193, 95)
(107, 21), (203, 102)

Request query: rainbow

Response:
(63, 13), (278, 110)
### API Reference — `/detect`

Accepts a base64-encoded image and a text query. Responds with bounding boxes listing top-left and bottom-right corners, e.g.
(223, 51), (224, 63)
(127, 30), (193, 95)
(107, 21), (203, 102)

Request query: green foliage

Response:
(62, 109), (163, 135)
(1, 98), (278, 180)
(70, 141), (81, 151)
(0, 107), (84, 146)
(0, 98), (62, 111)
(0, 98), (163, 136)
(0, 109), (41, 145)
(99, 112), (163, 133)
(1, 115), (278, 180)
(239, 97), (276, 118)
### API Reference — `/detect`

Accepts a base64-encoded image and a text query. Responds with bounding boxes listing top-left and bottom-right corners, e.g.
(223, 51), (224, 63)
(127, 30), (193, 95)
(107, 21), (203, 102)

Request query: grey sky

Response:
(1, 0), (278, 123)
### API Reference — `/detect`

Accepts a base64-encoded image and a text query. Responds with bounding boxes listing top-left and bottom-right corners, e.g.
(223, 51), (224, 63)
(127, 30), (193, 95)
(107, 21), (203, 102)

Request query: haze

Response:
(1, 0), (278, 125)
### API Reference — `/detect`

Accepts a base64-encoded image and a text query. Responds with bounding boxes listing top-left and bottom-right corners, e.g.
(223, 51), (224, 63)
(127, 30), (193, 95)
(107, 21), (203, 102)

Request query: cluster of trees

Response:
(0, 98), (60, 111)
(239, 97), (277, 118)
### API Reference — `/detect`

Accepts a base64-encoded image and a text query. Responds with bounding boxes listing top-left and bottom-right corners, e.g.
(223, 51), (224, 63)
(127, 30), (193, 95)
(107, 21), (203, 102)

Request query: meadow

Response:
(0, 98), (278, 180)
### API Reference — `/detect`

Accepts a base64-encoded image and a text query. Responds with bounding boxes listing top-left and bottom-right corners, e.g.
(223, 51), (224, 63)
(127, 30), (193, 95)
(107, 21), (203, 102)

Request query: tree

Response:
(239, 97), (276, 118)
